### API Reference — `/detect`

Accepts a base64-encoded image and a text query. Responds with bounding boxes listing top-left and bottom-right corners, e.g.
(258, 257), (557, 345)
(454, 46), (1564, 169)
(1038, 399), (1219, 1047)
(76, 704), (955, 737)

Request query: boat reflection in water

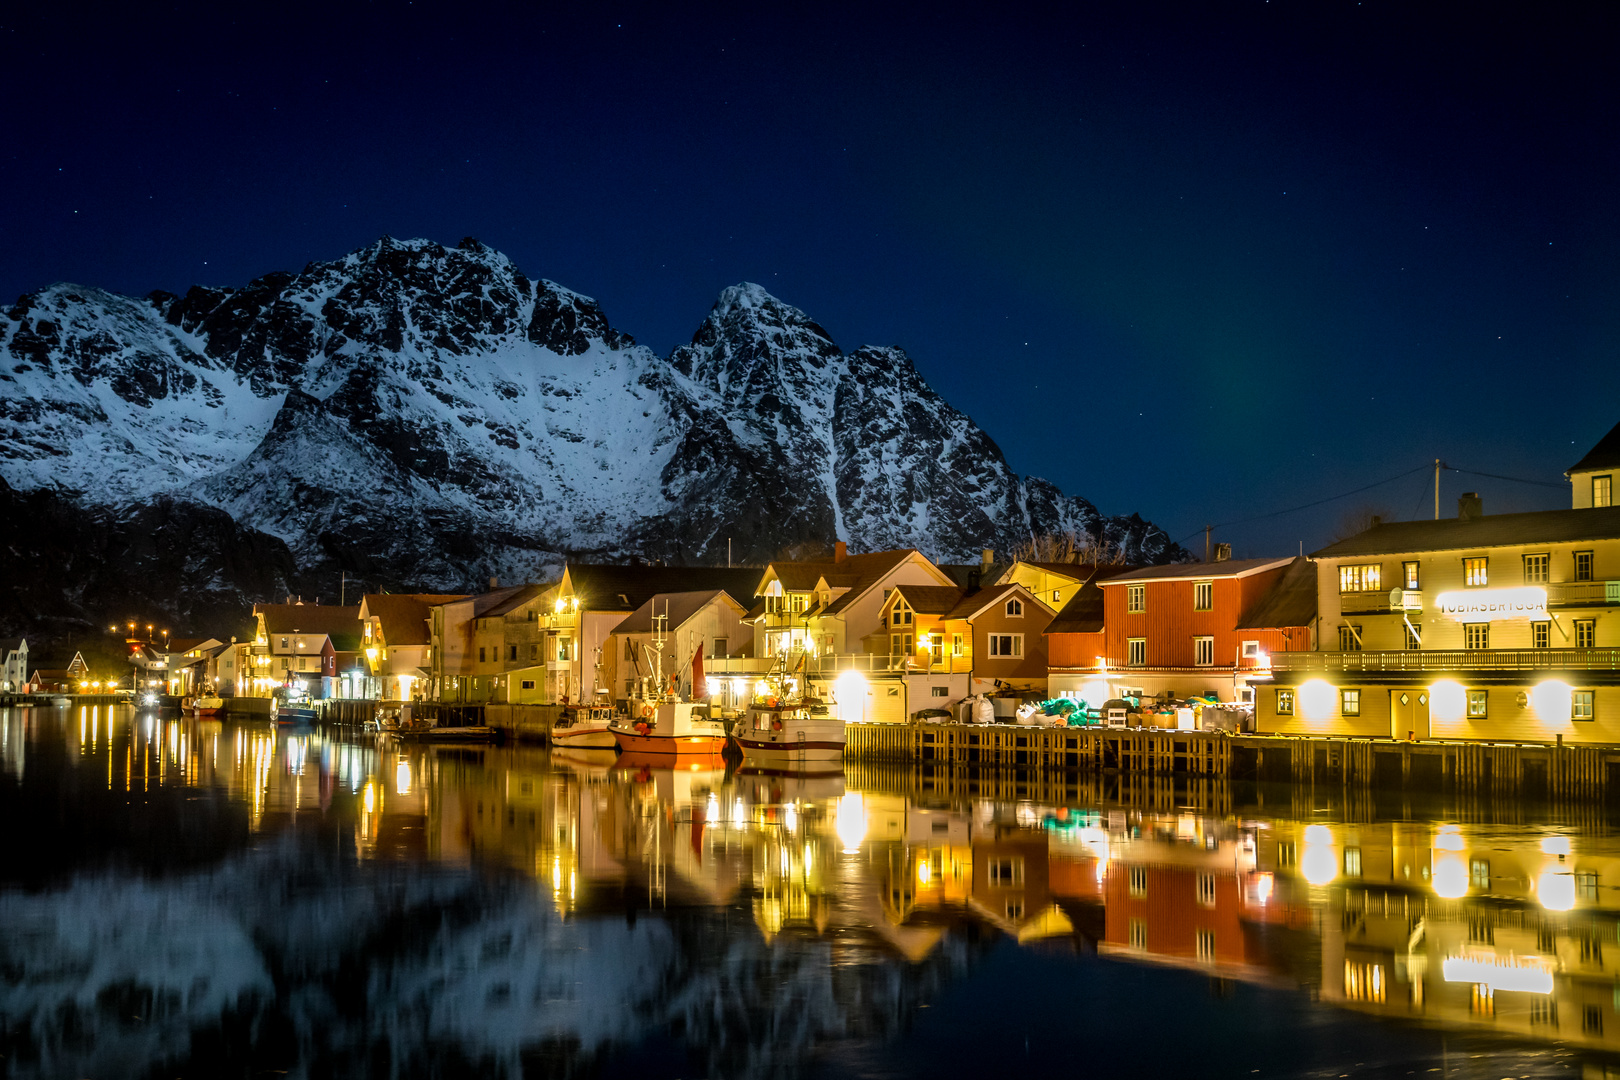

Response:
(4, 705), (1620, 1078)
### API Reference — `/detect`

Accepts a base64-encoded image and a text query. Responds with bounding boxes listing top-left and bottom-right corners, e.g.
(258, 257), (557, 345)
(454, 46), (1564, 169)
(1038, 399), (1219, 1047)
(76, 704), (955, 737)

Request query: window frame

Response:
(1276, 688), (1295, 716)
(951, 633), (963, 657)
(1403, 561), (1421, 590)
(1126, 584), (1145, 613)
(1339, 563), (1383, 594)
(1573, 689), (1596, 721)
(1596, 474), (1614, 508)
(1193, 581), (1213, 611)
(1193, 635), (1215, 666)
(1576, 550), (1595, 582)
(1127, 637), (1147, 666)
(1464, 623), (1490, 650)
(1403, 620), (1422, 650)
(1338, 624), (1363, 652)
(1575, 618), (1596, 650)
(987, 633), (1023, 659)
(1341, 688), (1361, 716)
(1464, 557), (1489, 587)
(1523, 552), (1550, 584)
(1533, 621), (1551, 649)
(1467, 689), (1488, 719)
(1005, 597), (1023, 618)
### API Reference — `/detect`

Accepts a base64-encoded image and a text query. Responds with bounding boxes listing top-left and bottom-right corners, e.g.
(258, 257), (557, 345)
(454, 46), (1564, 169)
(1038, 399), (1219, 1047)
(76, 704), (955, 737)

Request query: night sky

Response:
(4, 3), (1617, 557)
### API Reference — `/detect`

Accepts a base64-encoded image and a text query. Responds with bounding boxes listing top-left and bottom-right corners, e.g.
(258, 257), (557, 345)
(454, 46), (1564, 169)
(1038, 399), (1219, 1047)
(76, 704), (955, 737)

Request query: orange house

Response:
(1049, 556), (1316, 705)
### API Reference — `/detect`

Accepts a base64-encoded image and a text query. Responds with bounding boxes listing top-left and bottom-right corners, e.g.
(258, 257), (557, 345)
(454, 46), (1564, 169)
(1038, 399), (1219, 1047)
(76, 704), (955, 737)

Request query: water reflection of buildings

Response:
(17, 705), (1620, 1065)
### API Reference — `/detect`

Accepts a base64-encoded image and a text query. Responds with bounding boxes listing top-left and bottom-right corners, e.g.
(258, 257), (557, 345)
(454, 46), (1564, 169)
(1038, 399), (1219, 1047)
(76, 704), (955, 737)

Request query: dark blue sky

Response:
(4, 3), (1616, 556)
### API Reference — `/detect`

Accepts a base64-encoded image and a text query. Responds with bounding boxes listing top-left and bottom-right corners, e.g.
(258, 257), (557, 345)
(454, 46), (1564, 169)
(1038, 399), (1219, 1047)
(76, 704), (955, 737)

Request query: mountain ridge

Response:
(0, 236), (1182, 633)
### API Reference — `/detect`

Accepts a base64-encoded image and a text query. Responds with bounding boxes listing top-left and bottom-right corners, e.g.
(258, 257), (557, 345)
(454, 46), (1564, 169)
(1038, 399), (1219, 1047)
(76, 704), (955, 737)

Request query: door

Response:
(1390, 689), (1429, 741)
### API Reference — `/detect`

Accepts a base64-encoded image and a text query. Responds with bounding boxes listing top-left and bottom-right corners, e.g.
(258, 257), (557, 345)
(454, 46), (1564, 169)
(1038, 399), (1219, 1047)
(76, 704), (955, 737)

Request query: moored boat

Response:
(729, 699), (846, 763)
(191, 696), (224, 716)
(548, 704), (620, 749)
(610, 698), (729, 754)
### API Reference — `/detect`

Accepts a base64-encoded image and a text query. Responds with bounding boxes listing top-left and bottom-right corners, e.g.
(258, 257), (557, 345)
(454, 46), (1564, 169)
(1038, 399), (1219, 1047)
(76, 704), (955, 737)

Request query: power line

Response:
(1446, 466), (1565, 490)
(1173, 463), (1432, 546)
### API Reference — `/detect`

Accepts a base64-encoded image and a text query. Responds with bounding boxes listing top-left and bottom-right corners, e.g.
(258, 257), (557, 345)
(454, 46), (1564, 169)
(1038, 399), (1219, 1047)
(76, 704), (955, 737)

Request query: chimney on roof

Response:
(981, 548), (994, 570)
(1213, 543), (1231, 562)
(1458, 492), (1483, 521)
(834, 540), (847, 562)
(489, 576), (499, 590)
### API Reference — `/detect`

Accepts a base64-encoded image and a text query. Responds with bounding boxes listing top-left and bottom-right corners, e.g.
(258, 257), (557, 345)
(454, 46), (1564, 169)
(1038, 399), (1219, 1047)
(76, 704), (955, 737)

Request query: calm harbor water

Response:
(2, 706), (1619, 1079)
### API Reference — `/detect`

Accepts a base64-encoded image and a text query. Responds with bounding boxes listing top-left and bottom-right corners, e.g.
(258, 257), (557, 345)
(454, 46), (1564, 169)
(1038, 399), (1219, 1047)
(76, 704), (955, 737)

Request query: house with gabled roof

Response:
(2, 637), (27, 693)
(549, 564), (761, 705)
(162, 637), (226, 696)
(359, 593), (465, 701)
(429, 582), (558, 704)
(608, 589), (750, 706)
(251, 602), (363, 699)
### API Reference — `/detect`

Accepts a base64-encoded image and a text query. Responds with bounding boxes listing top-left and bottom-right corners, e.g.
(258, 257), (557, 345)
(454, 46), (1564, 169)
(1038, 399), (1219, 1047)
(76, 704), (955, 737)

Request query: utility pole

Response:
(1434, 459), (1442, 520)
(1204, 525), (1212, 563)
(340, 571), (346, 606)
(727, 537), (732, 568)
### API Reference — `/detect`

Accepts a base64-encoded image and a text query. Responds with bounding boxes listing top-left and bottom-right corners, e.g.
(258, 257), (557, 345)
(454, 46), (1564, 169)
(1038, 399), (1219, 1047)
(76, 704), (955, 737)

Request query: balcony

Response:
(1546, 581), (1620, 607)
(1339, 589), (1423, 615)
(1271, 648), (1620, 674)
(706, 652), (970, 677)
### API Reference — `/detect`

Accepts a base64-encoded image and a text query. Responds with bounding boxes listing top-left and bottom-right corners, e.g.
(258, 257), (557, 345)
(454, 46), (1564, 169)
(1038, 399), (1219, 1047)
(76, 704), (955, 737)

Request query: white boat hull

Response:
(550, 725), (618, 748)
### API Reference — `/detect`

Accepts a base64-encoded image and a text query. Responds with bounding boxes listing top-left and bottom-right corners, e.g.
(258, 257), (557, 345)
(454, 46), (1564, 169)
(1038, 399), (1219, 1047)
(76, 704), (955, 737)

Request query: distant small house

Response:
(2, 638), (29, 692)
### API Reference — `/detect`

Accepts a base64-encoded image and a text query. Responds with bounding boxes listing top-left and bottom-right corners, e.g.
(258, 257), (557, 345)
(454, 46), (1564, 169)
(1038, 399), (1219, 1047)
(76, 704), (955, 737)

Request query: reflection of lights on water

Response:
(780, 845), (791, 874)
(1442, 956), (1554, 994)
(732, 798), (747, 828)
(706, 792), (720, 820)
(1433, 825), (1465, 851)
(784, 802), (798, 831)
(1539, 870), (1576, 911)
(552, 857), (562, 892)
(1301, 843), (1337, 886)
(835, 792), (866, 853)
(917, 859), (932, 884)
(804, 843), (814, 874)
(395, 760), (411, 795)
(1541, 836), (1571, 857)
(1303, 824), (1332, 845)
(1252, 872), (1274, 904)
(363, 783), (375, 814)
(1433, 855), (1469, 898)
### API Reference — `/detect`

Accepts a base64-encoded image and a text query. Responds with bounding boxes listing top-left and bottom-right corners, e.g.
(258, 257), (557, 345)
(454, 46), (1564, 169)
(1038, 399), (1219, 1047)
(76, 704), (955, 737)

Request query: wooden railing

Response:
(1272, 648), (1620, 673)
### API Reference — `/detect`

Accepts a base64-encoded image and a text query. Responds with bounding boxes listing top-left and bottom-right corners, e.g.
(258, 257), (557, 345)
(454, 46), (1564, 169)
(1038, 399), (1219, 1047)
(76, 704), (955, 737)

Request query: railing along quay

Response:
(842, 722), (1620, 797)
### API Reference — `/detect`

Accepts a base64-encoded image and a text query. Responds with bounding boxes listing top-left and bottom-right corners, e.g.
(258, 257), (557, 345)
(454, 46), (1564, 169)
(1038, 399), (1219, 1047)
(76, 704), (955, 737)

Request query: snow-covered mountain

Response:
(0, 237), (1179, 623)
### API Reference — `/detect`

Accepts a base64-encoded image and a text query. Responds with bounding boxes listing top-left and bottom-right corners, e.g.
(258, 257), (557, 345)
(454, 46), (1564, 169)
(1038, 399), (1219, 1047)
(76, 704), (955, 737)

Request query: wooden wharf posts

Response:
(841, 722), (1620, 797)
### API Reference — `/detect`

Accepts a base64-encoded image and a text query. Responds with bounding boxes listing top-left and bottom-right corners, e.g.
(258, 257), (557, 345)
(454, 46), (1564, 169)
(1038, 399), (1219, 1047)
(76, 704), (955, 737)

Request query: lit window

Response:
(1403, 561), (1421, 589)
(951, 633), (963, 657)
(931, 686), (949, 697)
(1052, 589), (1061, 602)
(1523, 553), (1549, 584)
(1573, 690), (1595, 721)
(1467, 689), (1488, 719)
(1005, 598), (1023, 617)
(1576, 551), (1595, 582)
(1533, 622), (1550, 649)
(1194, 636), (1214, 666)
(1464, 558), (1489, 587)
(1576, 619), (1596, 649)
(1344, 847), (1363, 877)
(1338, 624), (1362, 652)
(1464, 623), (1489, 650)
(890, 633), (914, 657)
(1403, 621), (1422, 650)
(1127, 585), (1145, 613)
(1127, 638), (1146, 666)
(1194, 581), (1213, 611)
(1129, 865), (1147, 898)
(1196, 929), (1216, 963)
(1596, 475), (1613, 508)
(1339, 564), (1382, 593)
(1471, 859), (1490, 889)
(1341, 689), (1361, 716)
(1276, 689), (1295, 716)
(1196, 873), (1216, 907)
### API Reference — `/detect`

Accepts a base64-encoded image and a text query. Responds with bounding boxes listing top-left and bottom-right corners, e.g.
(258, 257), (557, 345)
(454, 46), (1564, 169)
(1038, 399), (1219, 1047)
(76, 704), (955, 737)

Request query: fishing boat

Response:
(548, 703), (620, 749)
(729, 697), (846, 764)
(274, 686), (318, 726)
(191, 696), (224, 717)
(608, 601), (729, 755)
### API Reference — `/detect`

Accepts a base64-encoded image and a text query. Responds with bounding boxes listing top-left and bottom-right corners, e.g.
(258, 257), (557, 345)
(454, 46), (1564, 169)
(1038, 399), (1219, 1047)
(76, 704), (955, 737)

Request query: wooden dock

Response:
(842, 722), (1620, 798)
